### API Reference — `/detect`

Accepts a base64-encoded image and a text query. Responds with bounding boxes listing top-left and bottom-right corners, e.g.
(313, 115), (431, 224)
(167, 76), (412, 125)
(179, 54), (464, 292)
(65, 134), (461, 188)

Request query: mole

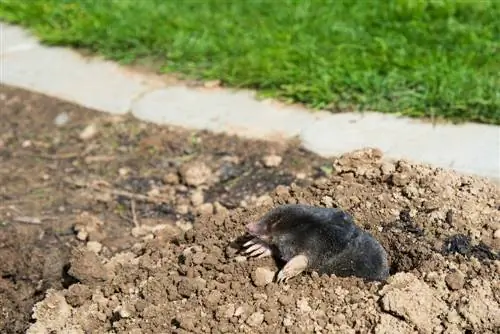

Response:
(242, 204), (390, 283)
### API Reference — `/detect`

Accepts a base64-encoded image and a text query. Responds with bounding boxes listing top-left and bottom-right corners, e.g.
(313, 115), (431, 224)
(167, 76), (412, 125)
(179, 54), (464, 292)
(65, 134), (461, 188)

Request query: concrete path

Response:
(1, 23), (499, 180)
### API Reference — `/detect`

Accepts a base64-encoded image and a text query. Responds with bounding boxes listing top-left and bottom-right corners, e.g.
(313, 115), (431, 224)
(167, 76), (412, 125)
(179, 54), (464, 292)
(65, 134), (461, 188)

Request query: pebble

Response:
(380, 162), (395, 175)
(445, 271), (465, 290)
(118, 167), (130, 177)
(297, 298), (312, 313)
(234, 305), (246, 317)
(321, 196), (334, 207)
(251, 267), (275, 287)
(197, 203), (214, 215)
(213, 202), (229, 215)
(256, 195), (273, 207)
(246, 311), (264, 327)
(190, 190), (205, 206)
(180, 162), (213, 186)
(283, 316), (294, 327)
(223, 304), (235, 318)
(192, 252), (207, 265)
(391, 172), (410, 186)
(295, 172), (307, 179)
(493, 229), (500, 239)
(262, 154), (282, 167)
(131, 226), (151, 238)
(234, 255), (247, 263)
(86, 241), (103, 254)
(163, 172), (180, 185)
(113, 305), (132, 319)
(54, 112), (70, 126)
(176, 204), (189, 215)
(76, 230), (88, 241)
(79, 124), (98, 141)
(176, 220), (193, 232)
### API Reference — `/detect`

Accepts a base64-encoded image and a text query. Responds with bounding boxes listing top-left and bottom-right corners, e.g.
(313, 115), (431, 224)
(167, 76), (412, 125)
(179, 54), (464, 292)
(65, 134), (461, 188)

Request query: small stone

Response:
(256, 195), (273, 207)
(54, 112), (70, 126)
(445, 271), (465, 290)
(177, 277), (206, 297)
(76, 230), (88, 241)
(190, 190), (204, 206)
(176, 220), (193, 232)
(283, 316), (294, 327)
(391, 173), (410, 186)
(234, 256), (247, 263)
(297, 298), (312, 313)
(251, 267), (275, 287)
(321, 196), (334, 207)
(213, 202), (228, 215)
(246, 312), (264, 327)
(380, 162), (395, 175)
(153, 224), (183, 241)
(264, 309), (279, 325)
(278, 295), (293, 306)
(224, 304), (235, 318)
(192, 252), (207, 265)
(183, 245), (202, 255)
(197, 203), (213, 215)
(493, 229), (500, 239)
(86, 241), (102, 254)
(22, 140), (32, 148)
(147, 188), (160, 197)
(262, 155), (282, 168)
(204, 80), (221, 88)
(296, 172), (307, 179)
(179, 162), (213, 186)
(131, 225), (152, 238)
(176, 204), (189, 215)
(234, 306), (246, 317)
(79, 124), (98, 141)
(118, 167), (130, 176)
(163, 172), (180, 184)
(114, 305), (132, 319)
(204, 290), (222, 308)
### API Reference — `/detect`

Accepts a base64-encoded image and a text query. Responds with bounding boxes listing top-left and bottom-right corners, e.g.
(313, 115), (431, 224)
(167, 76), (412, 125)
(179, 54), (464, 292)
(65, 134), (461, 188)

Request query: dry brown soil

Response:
(0, 85), (498, 334)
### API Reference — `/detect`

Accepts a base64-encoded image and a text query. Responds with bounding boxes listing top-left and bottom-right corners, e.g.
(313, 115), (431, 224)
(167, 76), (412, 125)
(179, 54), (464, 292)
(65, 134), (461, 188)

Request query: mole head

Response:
(246, 206), (291, 241)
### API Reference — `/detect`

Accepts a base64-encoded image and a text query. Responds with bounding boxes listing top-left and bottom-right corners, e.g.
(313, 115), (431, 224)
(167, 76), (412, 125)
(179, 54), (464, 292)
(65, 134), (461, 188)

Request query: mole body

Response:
(243, 204), (390, 282)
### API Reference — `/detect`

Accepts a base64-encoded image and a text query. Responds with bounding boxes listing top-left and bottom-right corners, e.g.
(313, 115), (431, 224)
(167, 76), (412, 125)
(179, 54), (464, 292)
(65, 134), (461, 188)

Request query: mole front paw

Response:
(276, 254), (309, 283)
(242, 238), (272, 258)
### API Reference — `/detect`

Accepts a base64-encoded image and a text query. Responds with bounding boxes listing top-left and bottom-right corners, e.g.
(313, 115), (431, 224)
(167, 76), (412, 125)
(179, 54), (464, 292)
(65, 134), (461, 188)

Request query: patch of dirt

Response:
(0, 85), (331, 333)
(1, 86), (499, 333)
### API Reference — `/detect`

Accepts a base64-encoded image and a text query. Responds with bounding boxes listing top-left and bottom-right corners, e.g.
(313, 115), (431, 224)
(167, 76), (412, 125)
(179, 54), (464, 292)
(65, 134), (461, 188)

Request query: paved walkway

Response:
(1, 23), (499, 180)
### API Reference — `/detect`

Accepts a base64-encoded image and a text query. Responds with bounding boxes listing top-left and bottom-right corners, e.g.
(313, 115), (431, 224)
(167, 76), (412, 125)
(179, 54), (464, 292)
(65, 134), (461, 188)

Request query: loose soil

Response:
(0, 85), (498, 334)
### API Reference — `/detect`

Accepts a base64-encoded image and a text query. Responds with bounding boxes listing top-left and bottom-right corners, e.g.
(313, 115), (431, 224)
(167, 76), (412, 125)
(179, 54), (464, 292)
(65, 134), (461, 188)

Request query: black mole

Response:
(243, 204), (390, 282)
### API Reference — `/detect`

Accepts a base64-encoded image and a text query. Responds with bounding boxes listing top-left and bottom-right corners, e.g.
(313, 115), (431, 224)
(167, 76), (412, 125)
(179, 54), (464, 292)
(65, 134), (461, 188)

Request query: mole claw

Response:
(243, 239), (256, 248)
(243, 243), (262, 254)
(249, 247), (267, 257)
(256, 248), (272, 259)
(276, 271), (287, 283)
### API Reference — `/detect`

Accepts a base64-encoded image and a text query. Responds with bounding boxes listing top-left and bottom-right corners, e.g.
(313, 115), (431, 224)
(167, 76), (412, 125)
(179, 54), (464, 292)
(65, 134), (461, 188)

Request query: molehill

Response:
(27, 149), (499, 334)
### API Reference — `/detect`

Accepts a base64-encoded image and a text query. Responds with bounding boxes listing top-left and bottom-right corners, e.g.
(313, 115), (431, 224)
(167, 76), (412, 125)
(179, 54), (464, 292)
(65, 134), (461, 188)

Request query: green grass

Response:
(1, 0), (499, 124)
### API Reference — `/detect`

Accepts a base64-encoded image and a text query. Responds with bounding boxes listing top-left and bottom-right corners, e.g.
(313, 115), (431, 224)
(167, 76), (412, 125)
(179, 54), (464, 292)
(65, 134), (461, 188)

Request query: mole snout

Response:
(242, 204), (390, 283)
(245, 222), (264, 236)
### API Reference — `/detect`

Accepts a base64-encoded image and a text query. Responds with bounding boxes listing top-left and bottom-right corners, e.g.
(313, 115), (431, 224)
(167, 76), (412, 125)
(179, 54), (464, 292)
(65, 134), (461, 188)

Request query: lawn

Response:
(1, 0), (499, 124)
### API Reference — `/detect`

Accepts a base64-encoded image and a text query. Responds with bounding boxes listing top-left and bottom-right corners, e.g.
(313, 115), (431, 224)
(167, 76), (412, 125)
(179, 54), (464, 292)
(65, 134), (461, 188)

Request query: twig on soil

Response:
(13, 216), (42, 224)
(84, 155), (116, 164)
(130, 200), (140, 227)
(63, 177), (170, 204)
(15, 152), (81, 160)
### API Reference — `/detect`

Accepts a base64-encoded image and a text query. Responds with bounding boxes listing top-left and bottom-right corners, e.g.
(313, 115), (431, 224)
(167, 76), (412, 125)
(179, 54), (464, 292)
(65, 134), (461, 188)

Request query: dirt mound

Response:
(27, 149), (499, 334)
